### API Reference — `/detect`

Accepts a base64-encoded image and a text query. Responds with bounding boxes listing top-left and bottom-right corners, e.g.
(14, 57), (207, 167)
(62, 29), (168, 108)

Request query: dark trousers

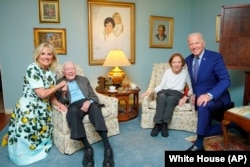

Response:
(197, 100), (231, 137)
(154, 89), (183, 124)
(66, 99), (107, 140)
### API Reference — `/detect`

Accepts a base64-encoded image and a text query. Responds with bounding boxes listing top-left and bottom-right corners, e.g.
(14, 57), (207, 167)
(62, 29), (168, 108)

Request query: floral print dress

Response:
(8, 63), (56, 165)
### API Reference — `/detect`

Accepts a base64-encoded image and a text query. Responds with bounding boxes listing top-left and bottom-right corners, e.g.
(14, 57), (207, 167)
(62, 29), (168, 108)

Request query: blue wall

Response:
(0, 0), (248, 113)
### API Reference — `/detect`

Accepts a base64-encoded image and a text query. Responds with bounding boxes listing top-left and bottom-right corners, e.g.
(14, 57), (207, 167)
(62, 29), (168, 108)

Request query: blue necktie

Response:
(193, 57), (200, 82)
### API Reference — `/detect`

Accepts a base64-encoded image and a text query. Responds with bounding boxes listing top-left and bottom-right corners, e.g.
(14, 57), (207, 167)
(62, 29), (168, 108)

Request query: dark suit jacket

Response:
(56, 75), (99, 105)
(185, 49), (231, 106)
(155, 34), (167, 41)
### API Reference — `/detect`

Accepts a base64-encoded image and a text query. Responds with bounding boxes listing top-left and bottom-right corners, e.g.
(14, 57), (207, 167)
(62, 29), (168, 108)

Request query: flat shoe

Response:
(151, 125), (161, 137)
(161, 123), (169, 137)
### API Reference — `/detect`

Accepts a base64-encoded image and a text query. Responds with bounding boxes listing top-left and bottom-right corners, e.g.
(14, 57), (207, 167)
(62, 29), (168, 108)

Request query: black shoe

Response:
(186, 144), (204, 151)
(151, 124), (161, 137)
(161, 123), (169, 137)
(103, 148), (114, 167)
(82, 148), (94, 167)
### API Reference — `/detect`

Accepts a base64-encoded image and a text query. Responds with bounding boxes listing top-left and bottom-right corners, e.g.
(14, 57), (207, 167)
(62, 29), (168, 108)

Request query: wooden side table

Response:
(96, 87), (141, 122)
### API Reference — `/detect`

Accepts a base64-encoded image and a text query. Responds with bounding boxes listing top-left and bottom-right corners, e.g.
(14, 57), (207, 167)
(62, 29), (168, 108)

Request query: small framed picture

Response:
(216, 15), (221, 42)
(149, 16), (174, 48)
(33, 28), (67, 55)
(39, 0), (60, 23)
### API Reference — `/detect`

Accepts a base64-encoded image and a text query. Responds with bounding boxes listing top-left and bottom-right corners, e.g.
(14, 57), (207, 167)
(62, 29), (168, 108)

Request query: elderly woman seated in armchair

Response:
(141, 53), (193, 137)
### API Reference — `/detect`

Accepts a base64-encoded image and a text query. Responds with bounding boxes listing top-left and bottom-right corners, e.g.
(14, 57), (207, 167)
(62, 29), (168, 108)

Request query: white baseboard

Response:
(5, 109), (12, 114)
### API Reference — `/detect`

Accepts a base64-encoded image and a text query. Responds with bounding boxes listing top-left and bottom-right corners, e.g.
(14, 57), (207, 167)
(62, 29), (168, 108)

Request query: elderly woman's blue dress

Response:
(8, 63), (56, 165)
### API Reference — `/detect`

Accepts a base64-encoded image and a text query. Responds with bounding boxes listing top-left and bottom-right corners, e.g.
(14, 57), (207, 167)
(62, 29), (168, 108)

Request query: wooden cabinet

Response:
(219, 4), (250, 70)
(244, 71), (250, 105)
(219, 4), (250, 106)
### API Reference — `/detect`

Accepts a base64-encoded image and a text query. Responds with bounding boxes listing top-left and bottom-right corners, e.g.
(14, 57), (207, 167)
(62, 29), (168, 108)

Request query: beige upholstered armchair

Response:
(140, 62), (197, 133)
(52, 64), (120, 155)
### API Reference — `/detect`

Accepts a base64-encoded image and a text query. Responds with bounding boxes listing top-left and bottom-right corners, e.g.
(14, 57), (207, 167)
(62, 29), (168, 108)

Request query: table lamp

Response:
(103, 49), (131, 85)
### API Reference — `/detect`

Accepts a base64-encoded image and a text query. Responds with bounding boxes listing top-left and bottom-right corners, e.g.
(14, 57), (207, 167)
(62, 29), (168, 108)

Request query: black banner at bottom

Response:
(165, 151), (250, 167)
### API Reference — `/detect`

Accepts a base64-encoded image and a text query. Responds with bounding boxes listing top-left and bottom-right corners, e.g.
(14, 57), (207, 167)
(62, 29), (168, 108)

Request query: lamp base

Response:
(108, 66), (126, 85)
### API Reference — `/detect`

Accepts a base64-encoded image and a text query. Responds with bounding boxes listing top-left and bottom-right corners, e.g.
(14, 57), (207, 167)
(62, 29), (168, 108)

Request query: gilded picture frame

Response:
(39, 0), (60, 23)
(216, 14), (221, 42)
(88, 0), (135, 65)
(149, 16), (174, 48)
(33, 28), (67, 55)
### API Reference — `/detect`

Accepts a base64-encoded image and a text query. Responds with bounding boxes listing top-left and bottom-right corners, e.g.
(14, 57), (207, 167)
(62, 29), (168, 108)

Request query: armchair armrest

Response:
(96, 92), (118, 116)
(52, 105), (70, 135)
(52, 105), (68, 121)
(142, 94), (154, 111)
(52, 105), (67, 112)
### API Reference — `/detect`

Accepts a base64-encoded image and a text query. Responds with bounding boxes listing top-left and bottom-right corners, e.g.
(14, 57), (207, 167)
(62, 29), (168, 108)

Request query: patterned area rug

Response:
(186, 133), (250, 151)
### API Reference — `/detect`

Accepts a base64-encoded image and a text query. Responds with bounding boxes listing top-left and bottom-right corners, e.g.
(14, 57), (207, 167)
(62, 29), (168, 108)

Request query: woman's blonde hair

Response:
(33, 43), (58, 71)
(113, 12), (124, 33)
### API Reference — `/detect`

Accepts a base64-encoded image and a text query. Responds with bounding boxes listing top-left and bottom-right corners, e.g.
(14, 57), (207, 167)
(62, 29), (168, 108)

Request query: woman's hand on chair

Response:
(178, 96), (188, 106)
(141, 90), (154, 98)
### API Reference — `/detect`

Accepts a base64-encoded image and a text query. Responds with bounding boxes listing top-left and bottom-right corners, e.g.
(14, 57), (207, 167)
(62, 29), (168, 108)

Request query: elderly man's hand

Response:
(80, 101), (91, 112)
(196, 94), (211, 106)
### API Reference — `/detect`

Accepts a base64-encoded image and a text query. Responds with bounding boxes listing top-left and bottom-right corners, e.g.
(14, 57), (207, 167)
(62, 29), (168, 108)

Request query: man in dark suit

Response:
(155, 24), (167, 41)
(56, 61), (114, 167)
(185, 32), (232, 151)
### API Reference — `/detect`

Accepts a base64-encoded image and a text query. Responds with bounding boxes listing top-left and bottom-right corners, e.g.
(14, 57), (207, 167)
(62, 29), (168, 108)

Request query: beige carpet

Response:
(186, 133), (250, 151)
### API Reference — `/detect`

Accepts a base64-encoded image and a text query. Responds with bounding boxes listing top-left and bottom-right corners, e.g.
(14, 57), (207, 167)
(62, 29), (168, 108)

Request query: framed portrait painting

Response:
(88, 0), (135, 65)
(149, 16), (174, 48)
(39, 0), (60, 23)
(33, 28), (67, 54)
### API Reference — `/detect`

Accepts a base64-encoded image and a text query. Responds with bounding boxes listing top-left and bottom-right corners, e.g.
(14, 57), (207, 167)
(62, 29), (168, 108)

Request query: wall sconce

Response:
(103, 49), (131, 85)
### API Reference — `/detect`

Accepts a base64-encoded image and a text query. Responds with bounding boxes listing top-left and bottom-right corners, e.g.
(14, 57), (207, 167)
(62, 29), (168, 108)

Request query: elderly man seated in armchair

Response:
(55, 61), (114, 167)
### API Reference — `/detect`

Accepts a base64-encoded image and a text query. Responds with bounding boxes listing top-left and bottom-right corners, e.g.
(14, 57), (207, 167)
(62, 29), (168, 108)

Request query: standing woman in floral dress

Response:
(8, 43), (67, 165)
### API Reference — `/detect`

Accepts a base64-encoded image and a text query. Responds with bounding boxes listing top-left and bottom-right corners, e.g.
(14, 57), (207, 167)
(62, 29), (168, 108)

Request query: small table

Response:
(96, 87), (141, 122)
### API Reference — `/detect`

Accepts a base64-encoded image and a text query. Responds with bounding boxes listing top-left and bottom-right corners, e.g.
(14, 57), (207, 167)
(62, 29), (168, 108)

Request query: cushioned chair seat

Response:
(227, 106), (250, 118)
